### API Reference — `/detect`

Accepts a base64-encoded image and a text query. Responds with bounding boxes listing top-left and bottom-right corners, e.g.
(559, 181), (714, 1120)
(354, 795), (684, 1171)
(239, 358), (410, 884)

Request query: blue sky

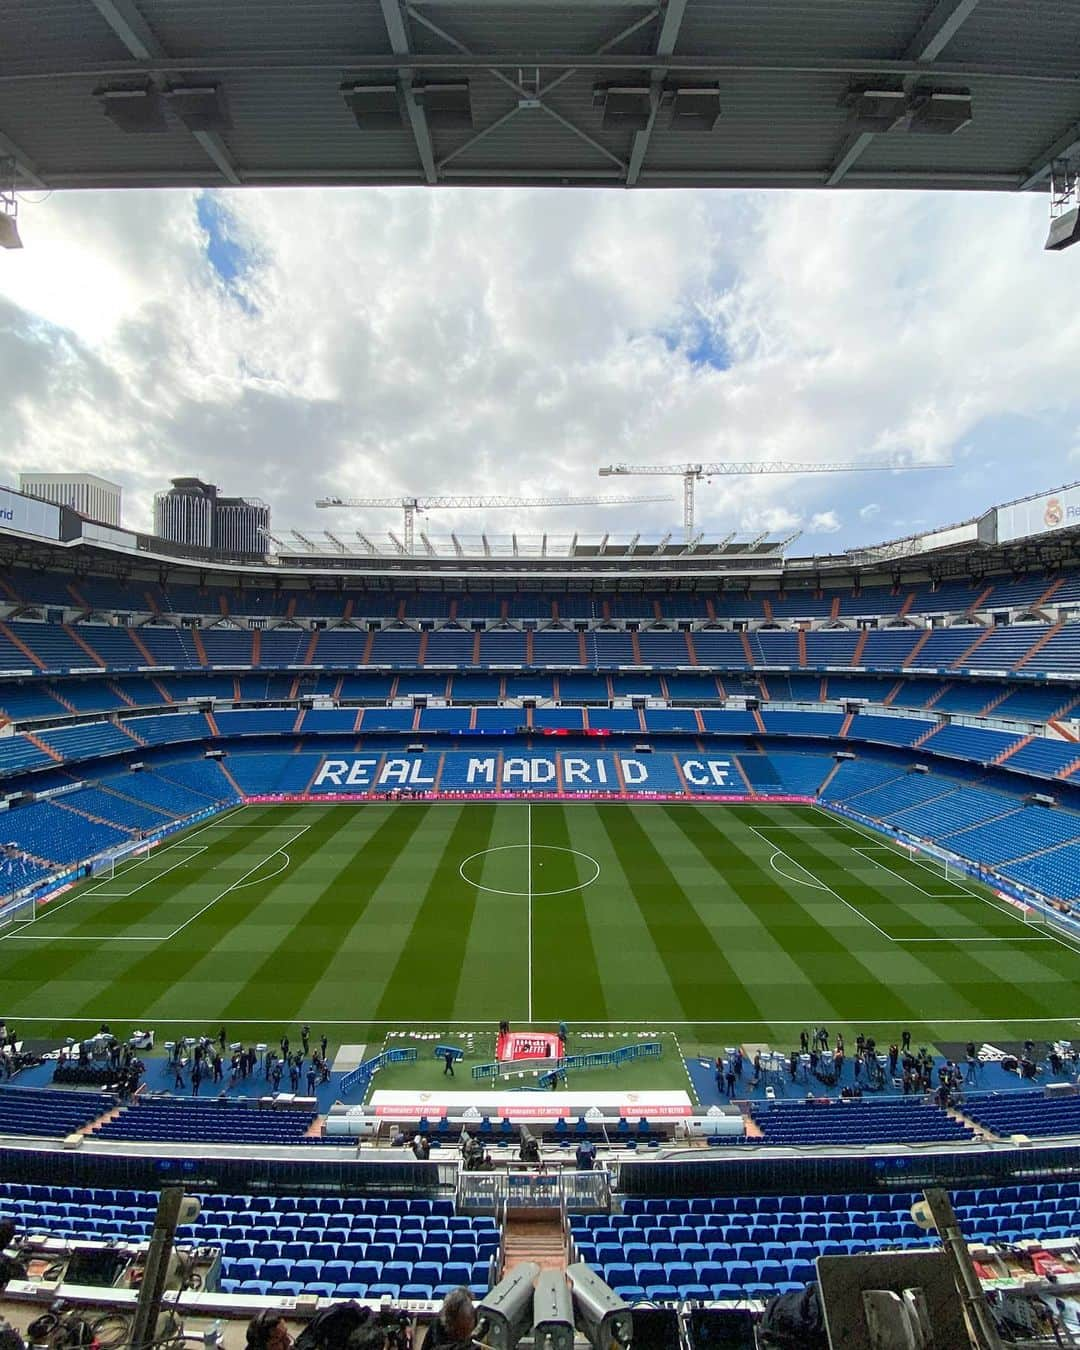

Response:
(1, 183), (1079, 554)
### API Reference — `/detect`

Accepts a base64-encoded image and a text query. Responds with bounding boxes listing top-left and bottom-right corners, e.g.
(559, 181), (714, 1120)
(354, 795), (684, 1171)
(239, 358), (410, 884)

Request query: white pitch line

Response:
(852, 846), (969, 900)
(4, 825), (309, 945)
(767, 850), (830, 892)
(818, 805), (1080, 959)
(165, 826), (310, 939)
(0, 805), (246, 944)
(747, 822), (894, 940)
(9, 1015), (1080, 1027)
(526, 800), (533, 1023)
(232, 850), (292, 889)
(90, 846), (207, 899)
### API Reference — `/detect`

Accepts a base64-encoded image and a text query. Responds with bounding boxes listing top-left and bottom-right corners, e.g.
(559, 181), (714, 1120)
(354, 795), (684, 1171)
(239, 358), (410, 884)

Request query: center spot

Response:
(458, 844), (601, 897)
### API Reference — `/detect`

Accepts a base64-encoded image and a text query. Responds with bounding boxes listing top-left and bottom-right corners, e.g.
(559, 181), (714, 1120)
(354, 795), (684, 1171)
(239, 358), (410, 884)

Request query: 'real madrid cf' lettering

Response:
(379, 757), (435, 787)
(503, 757), (557, 784)
(680, 758), (731, 786)
(310, 752), (744, 793)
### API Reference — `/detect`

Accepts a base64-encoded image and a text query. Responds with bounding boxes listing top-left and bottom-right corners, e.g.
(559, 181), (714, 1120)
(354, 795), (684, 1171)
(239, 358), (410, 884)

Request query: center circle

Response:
(459, 844), (601, 897)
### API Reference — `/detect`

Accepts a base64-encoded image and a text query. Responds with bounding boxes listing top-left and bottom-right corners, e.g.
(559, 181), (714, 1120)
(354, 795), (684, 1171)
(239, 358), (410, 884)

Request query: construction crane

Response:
(599, 458), (950, 541)
(315, 493), (673, 554)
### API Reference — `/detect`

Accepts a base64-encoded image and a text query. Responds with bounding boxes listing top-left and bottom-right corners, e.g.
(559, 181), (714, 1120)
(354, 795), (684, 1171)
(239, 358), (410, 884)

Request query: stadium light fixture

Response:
(593, 84), (653, 131)
(165, 84), (232, 133)
(341, 82), (405, 130)
(842, 84), (972, 136)
(95, 84), (168, 133)
(0, 158), (21, 251)
(1046, 160), (1080, 251)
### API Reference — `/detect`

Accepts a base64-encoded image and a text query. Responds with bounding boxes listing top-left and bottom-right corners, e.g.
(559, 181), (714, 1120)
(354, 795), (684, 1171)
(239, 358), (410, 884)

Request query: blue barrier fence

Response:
(472, 1040), (662, 1082)
(434, 1045), (464, 1061)
(340, 1046), (417, 1097)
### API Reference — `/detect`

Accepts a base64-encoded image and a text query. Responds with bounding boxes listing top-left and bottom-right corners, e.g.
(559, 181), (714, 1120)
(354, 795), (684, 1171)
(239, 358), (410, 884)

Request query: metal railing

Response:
(456, 1168), (611, 1214)
(471, 1040), (662, 1083)
(339, 1045), (417, 1097)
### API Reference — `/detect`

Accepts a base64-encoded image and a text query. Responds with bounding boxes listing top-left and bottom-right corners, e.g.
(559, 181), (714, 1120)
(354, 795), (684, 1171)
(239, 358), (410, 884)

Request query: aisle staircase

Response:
(502, 1208), (567, 1274)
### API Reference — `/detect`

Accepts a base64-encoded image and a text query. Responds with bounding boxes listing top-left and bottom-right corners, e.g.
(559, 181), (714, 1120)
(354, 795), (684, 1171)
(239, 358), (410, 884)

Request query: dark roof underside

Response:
(1, 0), (1078, 192)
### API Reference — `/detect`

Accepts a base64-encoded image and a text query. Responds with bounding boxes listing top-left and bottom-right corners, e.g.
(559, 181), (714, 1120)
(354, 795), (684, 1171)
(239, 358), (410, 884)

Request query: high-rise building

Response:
(19, 472), (122, 526)
(153, 477), (269, 556)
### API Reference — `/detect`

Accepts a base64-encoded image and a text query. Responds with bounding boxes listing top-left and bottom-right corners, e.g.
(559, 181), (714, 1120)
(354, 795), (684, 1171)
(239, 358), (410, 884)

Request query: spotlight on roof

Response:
(846, 86), (906, 133)
(903, 88), (973, 135)
(165, 84), (232, 132)
(593, 84), (653, 131)
(1045, 161), (1080, 251)
(0, 158), (21, 250)
(414, 82), (473, 129)
(0, 212), (21, 250)
(96, 84), (167, 132)
(341, 82), (405, 130)
(843, 84), (972, 135)
(663, 85), (723, 131)
(1046, 205), (1080, 251)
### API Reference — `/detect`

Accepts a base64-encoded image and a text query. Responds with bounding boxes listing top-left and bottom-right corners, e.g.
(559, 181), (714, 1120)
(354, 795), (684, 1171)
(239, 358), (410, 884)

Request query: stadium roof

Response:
(2, 0), (1079, 193)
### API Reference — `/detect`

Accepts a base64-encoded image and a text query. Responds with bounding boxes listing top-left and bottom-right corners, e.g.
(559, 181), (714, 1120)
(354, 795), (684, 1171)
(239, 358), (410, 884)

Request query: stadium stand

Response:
(750, 1099), (975, 1146)
(0, 1085), (115, 1136)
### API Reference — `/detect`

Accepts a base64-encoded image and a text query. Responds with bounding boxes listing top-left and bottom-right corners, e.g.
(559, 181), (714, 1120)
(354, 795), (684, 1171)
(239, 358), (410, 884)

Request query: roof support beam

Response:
(408, 3), (633, 174)
(87, 0), (242, 184)
(827, 0), (982, 186)
(907, 0), (982, 63)
(0, 129), (46, 188)
(5, 52), (1076, 85)
(627, 0), (688, 186)
(1020, 120), (1080, 190)
(378, 0), (437, 184)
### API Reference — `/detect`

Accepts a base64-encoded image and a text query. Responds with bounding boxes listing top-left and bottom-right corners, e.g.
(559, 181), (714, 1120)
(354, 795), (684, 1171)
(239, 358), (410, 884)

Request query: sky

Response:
(1, 183), (1079, 556)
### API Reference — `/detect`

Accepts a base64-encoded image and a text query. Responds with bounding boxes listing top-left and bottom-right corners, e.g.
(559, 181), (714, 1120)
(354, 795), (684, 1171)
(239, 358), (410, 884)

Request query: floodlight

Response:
(96, 85), (167, 132)
(416, 82), (473, 129)
(0, 213), (21, 250)
(904, 89), (973, 135)
(848, 87), (906, 134)
(475, 1261), (540, 1350)
(593, 85), (653, 131)
(341, 82), (404, 130)
(1046, 204), (1080, 251)
(566, 1263), (632, 1350)
(665, 85), (722, 131)
(166, 84), (231, 132)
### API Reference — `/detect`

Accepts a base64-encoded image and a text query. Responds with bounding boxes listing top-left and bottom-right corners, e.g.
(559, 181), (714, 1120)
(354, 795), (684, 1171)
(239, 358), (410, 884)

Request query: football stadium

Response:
(3, 1), (1080, 1347)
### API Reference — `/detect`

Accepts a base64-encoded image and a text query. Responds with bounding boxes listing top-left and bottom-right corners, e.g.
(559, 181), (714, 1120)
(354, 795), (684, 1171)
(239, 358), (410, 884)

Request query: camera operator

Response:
(247, 1312), (292, 1350)
(426, 1289), (478, 1350)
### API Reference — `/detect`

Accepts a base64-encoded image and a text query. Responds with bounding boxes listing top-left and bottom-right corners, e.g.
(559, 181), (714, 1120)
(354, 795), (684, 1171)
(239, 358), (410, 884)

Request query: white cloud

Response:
(2, 184), (1079, 550)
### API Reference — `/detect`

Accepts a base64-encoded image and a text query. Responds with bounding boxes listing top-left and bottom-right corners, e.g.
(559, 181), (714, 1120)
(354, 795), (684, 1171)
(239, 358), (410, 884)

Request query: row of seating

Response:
(1, 1182), (497, 1301)
(2, 617), (1079, 675)
(571, 1178), (1080, 1300)
(9, 568), (1077, 618)
(2, 672), (1075, 724)
(749, 1100), (974, 1145)
(0, 1086), (114, 1137)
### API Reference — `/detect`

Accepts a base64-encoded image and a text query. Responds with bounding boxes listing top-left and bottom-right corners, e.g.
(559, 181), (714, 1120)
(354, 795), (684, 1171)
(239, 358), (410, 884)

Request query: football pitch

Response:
(2, 800), (1079, 1049)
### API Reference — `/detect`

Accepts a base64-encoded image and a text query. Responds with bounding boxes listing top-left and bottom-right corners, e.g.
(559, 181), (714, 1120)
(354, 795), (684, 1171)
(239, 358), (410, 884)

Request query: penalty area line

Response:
(747, 823), (894, 941)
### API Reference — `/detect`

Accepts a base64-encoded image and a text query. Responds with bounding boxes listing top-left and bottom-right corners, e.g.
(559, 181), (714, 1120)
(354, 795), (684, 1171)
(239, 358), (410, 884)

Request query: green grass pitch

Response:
(2, 801), (1078, 1053)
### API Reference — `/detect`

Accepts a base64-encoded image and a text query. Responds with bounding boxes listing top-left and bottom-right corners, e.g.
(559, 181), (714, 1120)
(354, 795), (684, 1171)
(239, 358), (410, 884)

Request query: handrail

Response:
(472, 1041), (662, 1084)
(339, 1046), (417, 1097)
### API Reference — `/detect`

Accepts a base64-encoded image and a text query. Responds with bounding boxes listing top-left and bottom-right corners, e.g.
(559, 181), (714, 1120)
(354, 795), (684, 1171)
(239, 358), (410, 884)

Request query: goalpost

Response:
(901, 839), (953, 880)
